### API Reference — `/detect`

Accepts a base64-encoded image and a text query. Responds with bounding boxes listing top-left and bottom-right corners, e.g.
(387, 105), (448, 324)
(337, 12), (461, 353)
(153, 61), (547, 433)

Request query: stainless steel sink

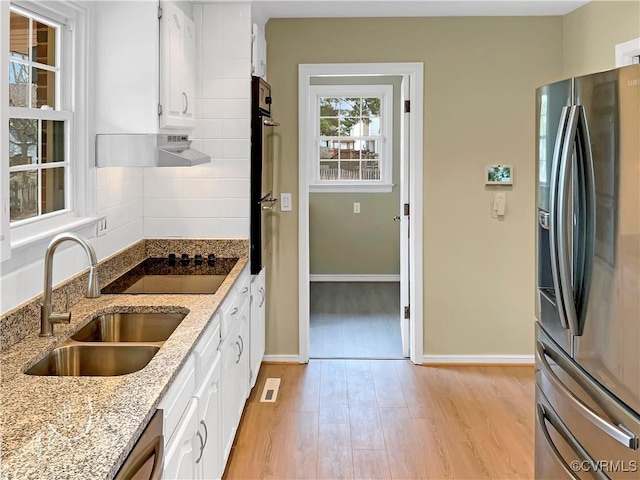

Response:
(25, 344), (160, 376)
(71, 312), (186, 343)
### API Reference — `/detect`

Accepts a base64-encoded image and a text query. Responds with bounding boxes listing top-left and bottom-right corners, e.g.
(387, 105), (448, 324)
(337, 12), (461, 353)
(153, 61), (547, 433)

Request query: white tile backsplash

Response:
(222, 119), (250, 139)
(142, 2), (252, 239)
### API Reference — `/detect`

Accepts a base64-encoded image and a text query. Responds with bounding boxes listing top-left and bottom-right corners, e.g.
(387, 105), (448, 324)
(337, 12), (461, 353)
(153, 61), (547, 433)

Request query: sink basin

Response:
(25, 344), (161, 376)
(71, 312), (186, 343)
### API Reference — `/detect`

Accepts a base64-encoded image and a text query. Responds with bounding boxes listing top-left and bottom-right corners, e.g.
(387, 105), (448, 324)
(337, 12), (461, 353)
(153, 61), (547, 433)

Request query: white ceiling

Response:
(251, 0), (591, 23)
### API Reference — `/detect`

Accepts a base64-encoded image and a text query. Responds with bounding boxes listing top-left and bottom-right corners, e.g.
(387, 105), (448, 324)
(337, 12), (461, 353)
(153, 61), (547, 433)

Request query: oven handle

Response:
(116, 434), (164, 480)
(536, 403), (610, 480)
(536, 341), (638, 449)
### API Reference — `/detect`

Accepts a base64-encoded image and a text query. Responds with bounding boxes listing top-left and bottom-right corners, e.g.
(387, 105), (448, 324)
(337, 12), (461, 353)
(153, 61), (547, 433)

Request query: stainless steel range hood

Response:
(96, 134), (211, 167)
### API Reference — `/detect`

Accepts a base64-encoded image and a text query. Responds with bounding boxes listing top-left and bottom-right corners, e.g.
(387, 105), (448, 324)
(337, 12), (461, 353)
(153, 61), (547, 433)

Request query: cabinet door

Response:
(181, 14), (197, 128)
(219, 321), (241, 465)
(236, 297), (251, 417)
(160, 1), (185, 128)
(250, 268), (266, 389)
(196, 352), (222, 480)
(163, 399), (201, 480)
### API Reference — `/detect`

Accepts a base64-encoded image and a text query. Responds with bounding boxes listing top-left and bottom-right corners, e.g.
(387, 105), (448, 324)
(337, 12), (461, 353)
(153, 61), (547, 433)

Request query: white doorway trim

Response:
(298, 62), (424, 365)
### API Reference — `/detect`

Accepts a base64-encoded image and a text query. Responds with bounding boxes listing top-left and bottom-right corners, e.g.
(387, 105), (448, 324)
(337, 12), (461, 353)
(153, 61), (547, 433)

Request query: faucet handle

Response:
(49, 312), (71, 325)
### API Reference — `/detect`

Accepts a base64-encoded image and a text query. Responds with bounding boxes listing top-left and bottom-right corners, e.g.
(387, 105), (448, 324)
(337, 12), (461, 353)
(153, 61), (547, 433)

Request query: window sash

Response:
(309, 84), (393, 189)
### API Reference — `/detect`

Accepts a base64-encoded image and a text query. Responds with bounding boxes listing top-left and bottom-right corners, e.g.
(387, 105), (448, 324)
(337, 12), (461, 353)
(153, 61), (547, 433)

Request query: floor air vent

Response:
(260, 378), (281, 402)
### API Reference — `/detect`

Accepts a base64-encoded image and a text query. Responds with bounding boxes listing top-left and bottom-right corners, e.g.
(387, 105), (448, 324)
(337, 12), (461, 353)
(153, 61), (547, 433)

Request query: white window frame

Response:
(1, 1), (97, 262)
(307, 84), (394, 193)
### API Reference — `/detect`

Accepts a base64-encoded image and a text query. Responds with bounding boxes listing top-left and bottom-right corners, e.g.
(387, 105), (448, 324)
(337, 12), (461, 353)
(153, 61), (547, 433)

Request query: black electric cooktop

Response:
(101, 256), (238, 294)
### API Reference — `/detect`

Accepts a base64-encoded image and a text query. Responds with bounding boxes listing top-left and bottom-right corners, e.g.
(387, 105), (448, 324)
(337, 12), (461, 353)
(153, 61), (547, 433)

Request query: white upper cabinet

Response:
(94, 1), (196, 134)
(160, 1), (196, 129)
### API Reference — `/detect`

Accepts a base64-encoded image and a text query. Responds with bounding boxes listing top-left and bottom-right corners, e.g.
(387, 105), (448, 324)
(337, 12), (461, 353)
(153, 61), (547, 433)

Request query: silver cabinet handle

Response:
(182, 92), (188, 114)
(235, 341), (241, 364)
(536, 340), (638, 449)
(231, 307), (239, 316)
(241, 286), (249, 294)
(263, 119), (280, 127)
(200, 420), (208, 448)
(259, 287), (265, 308)
(195, 430), (204, 463)
(238, 334), (244, 355)
(536, 403), (610, 480)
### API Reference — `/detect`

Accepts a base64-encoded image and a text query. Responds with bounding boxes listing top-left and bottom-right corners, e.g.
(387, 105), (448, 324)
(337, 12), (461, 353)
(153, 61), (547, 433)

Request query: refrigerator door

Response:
(536, 326), (640, 480)
(572, 65), (640, 414)
(536, 79), (574, 354)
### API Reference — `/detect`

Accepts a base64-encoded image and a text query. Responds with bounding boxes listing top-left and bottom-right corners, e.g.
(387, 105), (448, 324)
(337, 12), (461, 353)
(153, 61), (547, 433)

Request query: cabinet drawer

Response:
(220, 267), (250, 340)
(159, 354), (196, 444)
(194, 313), (221, 384)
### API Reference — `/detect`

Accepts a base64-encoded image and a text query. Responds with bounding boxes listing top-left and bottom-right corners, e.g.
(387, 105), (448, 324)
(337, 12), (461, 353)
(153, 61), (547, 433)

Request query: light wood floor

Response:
(223, 360), (535, 480)
(310, 283), (403, 358)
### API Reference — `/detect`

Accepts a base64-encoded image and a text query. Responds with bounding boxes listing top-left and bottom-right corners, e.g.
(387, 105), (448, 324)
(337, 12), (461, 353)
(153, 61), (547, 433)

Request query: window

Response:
(309, 85), (393, 192)
(1, 1), (94, 260)
(9, 6), (69, 224)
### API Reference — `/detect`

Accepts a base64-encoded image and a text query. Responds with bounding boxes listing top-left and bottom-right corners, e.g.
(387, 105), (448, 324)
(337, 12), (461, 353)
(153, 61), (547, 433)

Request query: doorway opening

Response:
(298, 63), (424, 364)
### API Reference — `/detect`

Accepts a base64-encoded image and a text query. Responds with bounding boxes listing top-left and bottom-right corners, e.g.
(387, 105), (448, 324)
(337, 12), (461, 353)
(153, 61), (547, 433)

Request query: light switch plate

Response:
(281, 193), (292, 212)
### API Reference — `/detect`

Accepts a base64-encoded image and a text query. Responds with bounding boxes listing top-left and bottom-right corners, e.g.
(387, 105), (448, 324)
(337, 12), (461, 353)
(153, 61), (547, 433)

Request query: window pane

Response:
(362, 98), (380, 116)
(342, 98), (359, 115)
(319, 161), (338, 181)
(362, 161), (380, 180)
(336, 140), (357, 160)
(9, 61), (29, 107)
(41, 167), (65, 214)
(340, 161), (360, 180)
(320, 117), (338, 136)
(320, 98), (339, 116)
(41, 120), (65, 163)
(32, 68), (55, 108)
(9, 11), (29, 60)
(9, 118), (38, 166)
(362, 140), (379, 160)
(340, 117), (358, 136)
(319, 141), (335, 160)
(10, 170), (38, 221)
(366, 116), (381, 135)
(33, 21), (56, 67)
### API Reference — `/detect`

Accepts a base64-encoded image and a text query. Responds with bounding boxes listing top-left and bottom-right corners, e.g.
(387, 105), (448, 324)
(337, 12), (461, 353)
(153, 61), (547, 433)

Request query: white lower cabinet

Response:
(196, 351), (222, 480)
(219, 292), (250, 466)
(249, 267), (266, 388)
(163, 399), (200, 480)
(160, 264), (255, 479)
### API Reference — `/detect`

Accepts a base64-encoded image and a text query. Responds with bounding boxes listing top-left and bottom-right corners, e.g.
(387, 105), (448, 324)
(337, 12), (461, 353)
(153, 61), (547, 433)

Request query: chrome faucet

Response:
(40, 233), (100, 337)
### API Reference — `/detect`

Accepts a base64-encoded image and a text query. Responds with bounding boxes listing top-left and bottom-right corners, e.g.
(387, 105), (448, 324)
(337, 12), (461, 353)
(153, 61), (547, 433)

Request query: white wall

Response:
(143, 3), (252, 238)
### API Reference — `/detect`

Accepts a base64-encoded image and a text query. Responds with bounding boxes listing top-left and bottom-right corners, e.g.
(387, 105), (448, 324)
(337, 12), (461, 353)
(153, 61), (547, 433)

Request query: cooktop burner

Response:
(101, 257), (239, 294)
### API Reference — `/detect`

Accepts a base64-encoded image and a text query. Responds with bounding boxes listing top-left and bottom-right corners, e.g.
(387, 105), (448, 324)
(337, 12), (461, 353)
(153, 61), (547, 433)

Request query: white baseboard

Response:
(262, 355), (302, 364)
(309, 274), (400, 282)
(422, 354), (535, 365)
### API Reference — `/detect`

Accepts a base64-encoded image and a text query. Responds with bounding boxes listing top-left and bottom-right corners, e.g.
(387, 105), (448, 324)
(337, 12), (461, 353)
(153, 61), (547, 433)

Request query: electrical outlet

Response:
(96, 218), (108, 237)
(354, 202), (360, 214)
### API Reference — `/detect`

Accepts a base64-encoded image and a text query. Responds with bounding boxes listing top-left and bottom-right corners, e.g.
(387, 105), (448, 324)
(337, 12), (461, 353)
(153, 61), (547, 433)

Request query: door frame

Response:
(297, 62), (424, 364)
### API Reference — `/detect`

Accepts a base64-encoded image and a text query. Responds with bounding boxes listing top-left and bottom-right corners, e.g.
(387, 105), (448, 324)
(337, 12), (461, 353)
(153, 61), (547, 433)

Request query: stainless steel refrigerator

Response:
(535, 64), (640, 479)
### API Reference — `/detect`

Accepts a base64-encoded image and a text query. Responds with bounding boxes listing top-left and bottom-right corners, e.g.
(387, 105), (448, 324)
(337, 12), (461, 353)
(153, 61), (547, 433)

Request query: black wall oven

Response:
(250, 77), (278, 275)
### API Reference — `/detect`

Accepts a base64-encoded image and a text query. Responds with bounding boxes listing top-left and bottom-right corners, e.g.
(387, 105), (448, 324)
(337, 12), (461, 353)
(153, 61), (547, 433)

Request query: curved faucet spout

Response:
(41, 233), (100, 337)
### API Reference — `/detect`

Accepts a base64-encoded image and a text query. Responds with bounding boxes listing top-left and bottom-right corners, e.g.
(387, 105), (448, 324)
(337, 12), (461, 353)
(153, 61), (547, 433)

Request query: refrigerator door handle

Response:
(572, 106), (596, 336)
(536, 403), (611, 480)
(537, 341), (639, 450)
(549, 106), (571, 330)
(557, 105), (581, 336)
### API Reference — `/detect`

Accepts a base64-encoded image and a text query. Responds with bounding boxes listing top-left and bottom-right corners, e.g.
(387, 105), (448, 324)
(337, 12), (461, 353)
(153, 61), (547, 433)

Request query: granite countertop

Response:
(0, 257), (248, 480)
